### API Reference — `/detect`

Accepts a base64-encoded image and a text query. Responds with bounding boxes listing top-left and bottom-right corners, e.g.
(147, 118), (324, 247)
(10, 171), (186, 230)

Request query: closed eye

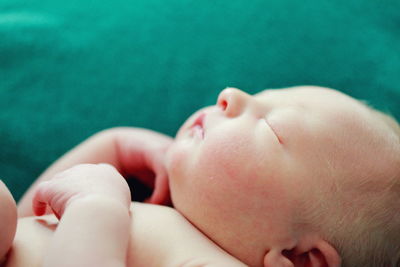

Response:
(263, 118), (283, 144)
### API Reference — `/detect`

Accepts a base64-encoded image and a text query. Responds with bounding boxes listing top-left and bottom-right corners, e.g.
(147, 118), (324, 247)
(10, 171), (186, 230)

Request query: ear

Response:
(263, 239), (341, 267)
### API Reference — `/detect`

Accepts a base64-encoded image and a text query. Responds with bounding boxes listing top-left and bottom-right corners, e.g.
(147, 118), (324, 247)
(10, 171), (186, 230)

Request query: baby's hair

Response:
(376, 111), (400, 140)
(324, 109), (400, 267)
(297, 102), (400, 267)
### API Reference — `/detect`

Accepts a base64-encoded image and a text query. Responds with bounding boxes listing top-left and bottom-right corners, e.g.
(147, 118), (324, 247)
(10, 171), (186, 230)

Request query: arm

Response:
(32, 164), (131, 267)
(19, 127), (173, 217)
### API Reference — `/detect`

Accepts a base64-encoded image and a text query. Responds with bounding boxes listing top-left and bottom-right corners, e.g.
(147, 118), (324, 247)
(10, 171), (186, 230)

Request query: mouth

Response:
(189, 112), (206, 139)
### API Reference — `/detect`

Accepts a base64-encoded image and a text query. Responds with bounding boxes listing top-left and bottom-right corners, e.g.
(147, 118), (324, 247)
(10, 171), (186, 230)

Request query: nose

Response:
(217, 88), (252, 117)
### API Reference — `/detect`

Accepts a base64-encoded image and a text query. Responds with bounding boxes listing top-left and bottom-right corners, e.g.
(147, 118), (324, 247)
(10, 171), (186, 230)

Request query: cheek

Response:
(200, 131), (255, 179)
(168, 122), (290, 215)
(169, 130), (257, 209)
(197, 129), (293, 208)
(198, 126), (277, 193)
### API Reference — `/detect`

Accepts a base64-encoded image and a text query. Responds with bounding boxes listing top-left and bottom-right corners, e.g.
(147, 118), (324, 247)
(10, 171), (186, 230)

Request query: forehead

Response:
(255, 87), (376, 136)
(255, 86), (359, 109)
(255, 87), (382, 136)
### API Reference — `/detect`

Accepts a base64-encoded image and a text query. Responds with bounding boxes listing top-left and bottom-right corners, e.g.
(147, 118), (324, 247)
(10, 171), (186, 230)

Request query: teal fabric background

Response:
(1, 0), (399, 200)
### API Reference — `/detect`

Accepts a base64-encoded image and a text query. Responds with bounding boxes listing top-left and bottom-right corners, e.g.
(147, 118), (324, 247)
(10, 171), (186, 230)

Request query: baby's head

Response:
(166, 86), (400, 266)
(0, 180), (17, 261)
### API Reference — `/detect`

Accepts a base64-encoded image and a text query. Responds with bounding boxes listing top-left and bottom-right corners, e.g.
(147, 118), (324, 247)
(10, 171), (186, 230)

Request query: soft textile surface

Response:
(1, 0), (399, 200)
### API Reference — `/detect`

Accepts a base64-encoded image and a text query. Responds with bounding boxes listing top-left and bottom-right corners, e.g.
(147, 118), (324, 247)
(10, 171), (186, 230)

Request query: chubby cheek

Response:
(186, 130), (265, 211)
(201, 137), (252, 184)
(168, 130), (256, 211)
(173, 132), (293, 260)
(167, 120), (288, 216)
(198, 126), (273, 190)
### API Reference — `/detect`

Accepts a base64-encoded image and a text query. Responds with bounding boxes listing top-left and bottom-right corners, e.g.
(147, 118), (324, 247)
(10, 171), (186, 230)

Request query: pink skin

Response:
(32, 164), (131, 219)
(0, 181), (17, 261)
(32, 164), (131, 267)
(166, 86), (397, 266)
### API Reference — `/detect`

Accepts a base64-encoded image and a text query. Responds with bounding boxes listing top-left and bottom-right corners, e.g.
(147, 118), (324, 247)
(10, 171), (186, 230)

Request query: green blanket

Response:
(1, 0), (399, 200)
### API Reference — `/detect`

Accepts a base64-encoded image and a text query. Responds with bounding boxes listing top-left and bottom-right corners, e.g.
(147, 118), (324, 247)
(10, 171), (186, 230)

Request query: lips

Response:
(189, 112), (206, 139)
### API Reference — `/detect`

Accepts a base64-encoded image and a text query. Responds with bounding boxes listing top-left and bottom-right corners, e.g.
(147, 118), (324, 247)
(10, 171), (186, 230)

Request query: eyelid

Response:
(263, 117), (283, 144)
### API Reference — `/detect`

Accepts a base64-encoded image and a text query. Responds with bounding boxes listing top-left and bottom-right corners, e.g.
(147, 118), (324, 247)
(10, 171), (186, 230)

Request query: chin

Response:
(166, 140), (193, 179)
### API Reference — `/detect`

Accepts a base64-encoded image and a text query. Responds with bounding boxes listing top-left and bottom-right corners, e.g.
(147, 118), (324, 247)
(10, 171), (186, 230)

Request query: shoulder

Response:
(130, 202), (185, 221)
(128, 202), (192, 241)
(127, 203), (246, 267)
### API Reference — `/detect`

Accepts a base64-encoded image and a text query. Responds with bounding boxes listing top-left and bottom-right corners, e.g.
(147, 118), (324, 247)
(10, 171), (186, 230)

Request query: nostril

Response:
(219, 99), (228, 111)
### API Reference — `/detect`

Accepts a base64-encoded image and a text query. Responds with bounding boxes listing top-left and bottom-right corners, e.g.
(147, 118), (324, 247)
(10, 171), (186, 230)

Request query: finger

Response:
(32, 183), (50, 216)
(50, 206), (61, 220)
(33, 200), (47, 216)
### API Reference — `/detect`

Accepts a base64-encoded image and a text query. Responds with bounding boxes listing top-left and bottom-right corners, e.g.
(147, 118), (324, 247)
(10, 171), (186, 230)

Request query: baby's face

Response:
(166, 86), (398, 265)
(0, 181), (17, 260)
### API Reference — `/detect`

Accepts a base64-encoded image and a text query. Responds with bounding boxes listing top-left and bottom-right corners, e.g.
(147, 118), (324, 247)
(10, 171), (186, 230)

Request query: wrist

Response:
(45, 192), (131, 267)
(67, 194), (130, 215)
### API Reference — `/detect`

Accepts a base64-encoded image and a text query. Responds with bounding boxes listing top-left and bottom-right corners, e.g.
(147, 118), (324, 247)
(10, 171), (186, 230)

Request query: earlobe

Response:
(263, 239), (341, 267)
(263, 249), (294, 267)
(311, 239), (341, 267)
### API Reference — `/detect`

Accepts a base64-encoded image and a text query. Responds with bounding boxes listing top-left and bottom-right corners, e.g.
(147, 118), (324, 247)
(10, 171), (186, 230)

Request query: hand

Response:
(114, 128), (173, 205)
(18, 127), (173, 218)
(32, 164), (131, 219)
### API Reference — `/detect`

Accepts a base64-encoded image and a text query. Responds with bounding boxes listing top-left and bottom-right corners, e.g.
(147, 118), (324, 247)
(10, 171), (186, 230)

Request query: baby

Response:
(13, 86), (400, 266)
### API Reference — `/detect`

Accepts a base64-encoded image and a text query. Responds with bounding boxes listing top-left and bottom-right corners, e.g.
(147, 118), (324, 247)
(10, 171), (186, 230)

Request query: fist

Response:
(32, 164), (131, 219)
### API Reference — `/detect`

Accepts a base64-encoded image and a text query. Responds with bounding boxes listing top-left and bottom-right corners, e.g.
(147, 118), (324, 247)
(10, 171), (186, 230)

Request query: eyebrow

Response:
(356, 99), (400, 135)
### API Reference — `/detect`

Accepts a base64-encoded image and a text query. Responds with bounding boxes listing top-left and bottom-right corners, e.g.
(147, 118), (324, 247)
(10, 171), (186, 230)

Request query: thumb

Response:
(32, 182), (50, 216)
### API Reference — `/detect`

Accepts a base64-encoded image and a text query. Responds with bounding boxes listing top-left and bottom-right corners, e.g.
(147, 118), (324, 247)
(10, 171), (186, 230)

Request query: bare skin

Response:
(13, 86), (399, 266)
(166, 86), (398, 266)
(2, 165), (246, 267)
